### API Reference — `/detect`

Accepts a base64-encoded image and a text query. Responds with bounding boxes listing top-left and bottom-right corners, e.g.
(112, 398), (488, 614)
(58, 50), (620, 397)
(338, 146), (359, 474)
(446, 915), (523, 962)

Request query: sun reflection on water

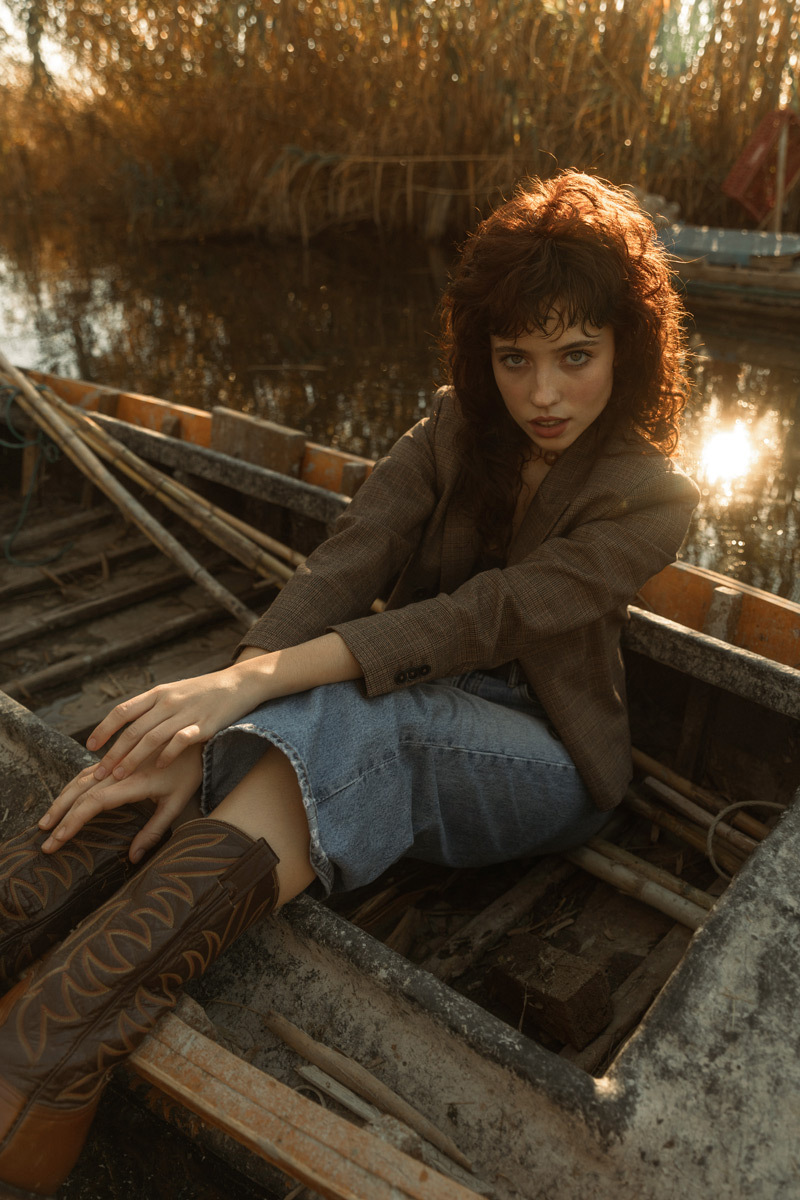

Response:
(698, 420), (757, 502)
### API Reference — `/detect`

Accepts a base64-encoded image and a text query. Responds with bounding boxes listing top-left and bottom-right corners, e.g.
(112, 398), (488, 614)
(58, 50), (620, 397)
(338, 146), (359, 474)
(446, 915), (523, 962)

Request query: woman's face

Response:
(490, 320), (615, 455)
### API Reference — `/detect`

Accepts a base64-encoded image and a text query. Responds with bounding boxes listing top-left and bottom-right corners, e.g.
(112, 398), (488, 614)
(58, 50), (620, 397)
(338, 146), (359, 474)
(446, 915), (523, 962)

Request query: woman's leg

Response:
(213, 745), (316, 907)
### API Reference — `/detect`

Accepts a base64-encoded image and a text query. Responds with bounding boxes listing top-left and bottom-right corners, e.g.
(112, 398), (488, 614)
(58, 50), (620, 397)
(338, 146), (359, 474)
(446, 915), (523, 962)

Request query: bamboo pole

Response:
(631, 748), (770, 841)
(23, 373), (391, 618)
(623, 790), (743, 877)
(643, 777), (759, 858)
(260, 1010), (473, 1173)
(52, 390), (305, 567)
(586, 838), (715, 911)
(0, 352), (258, 631)
(44, 390), (296, 582)
(772, 116), (789, 235)
(564, 845), (708, 931)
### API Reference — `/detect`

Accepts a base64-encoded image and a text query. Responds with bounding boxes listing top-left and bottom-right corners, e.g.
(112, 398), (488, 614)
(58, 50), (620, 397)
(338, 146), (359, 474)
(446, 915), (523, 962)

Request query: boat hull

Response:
(1, 689), (799, 1199)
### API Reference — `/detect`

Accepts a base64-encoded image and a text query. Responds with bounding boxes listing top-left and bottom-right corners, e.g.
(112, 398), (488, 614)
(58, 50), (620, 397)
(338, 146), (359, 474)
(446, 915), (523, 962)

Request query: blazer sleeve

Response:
(236, 401), (444, 654)
(331, 463), (698, 696)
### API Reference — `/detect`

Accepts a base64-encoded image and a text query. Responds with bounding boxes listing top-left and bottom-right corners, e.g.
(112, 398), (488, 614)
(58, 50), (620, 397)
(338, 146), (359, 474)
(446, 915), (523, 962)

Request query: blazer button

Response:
(394, 671), (407, 684)
(419, 665), (431, 676)
(406, 668), (419, 680)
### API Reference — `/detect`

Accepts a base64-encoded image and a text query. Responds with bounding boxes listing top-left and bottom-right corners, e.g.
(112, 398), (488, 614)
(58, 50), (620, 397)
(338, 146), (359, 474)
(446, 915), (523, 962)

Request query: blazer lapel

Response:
(508, 416), (609, 564)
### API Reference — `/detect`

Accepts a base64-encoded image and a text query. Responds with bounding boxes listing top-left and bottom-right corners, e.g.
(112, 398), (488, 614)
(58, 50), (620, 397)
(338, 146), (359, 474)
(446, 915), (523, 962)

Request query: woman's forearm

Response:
(235, 632), (362, 702)
(81, 634), (363, 782)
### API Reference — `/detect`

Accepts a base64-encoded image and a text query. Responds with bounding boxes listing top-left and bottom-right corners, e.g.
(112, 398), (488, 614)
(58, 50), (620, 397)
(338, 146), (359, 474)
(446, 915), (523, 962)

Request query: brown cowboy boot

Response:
(0, 802), (162, 990)
(0, 817), (279, 1198)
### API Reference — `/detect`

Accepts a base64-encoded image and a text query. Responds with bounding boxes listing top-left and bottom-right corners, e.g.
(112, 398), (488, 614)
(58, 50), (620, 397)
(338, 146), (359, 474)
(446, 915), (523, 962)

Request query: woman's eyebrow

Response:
(491, 336), (601, 352)
(554, 337), (601, 350)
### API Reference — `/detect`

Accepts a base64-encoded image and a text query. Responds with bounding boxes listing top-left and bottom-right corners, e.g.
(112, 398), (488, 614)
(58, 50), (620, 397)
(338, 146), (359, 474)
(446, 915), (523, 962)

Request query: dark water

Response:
(2, 223), (800, 600)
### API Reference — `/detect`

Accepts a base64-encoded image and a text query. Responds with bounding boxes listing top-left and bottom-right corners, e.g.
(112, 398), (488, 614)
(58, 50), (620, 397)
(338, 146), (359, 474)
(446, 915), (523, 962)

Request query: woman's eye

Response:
(565, 350), (589, 366)
(502, 354), (526, 368)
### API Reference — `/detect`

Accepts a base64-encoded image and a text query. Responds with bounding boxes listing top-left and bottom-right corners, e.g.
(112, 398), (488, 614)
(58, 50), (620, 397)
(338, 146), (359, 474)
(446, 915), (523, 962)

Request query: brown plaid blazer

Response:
(241, 388), (699, 810)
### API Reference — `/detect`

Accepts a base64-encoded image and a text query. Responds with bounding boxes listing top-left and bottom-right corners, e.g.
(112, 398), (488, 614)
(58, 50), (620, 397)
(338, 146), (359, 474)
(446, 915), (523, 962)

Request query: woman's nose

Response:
(530, 373), (558, 409)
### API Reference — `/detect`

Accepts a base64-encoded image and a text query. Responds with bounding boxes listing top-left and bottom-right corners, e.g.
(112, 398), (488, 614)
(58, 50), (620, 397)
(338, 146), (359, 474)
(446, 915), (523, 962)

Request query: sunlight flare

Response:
(699, 421), (757, 497)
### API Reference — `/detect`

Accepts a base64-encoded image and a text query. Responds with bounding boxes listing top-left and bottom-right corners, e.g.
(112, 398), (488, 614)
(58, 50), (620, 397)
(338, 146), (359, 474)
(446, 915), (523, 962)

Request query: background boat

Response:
(660, 222), (800, 325)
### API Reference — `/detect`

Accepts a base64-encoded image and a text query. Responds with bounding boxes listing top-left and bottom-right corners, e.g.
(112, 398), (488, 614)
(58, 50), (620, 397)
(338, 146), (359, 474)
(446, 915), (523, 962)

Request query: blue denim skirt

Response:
(201, 671), (610, 896)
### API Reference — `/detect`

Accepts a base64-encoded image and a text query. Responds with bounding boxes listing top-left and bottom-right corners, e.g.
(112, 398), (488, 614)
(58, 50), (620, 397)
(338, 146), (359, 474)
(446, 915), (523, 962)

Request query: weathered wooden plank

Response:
(90, 413), (349, 525)
(560, 924), (691, 1074)
(1, 581), (276, 700)
(624, 607), (800, 719)
(211, 407), (306, 477)
(422, 857), (575, 982)
(0, 569), (192, 653)
(130, 1013), (482, 1200)
(487, 933), (612, 1049)
(0, 540), (155, 604)
(3, 506), (114, 554)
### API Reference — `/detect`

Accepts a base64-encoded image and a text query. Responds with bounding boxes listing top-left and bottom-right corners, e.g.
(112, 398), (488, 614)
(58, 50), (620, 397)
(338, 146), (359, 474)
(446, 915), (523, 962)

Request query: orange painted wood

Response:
(26, 369), (120, 413)
(26, 370), (213, 446)
(115, 393), (212, 446)
(130, 1013), (481, 1200)
(639, 562), (800, 669)
(301, 441), (373, 494)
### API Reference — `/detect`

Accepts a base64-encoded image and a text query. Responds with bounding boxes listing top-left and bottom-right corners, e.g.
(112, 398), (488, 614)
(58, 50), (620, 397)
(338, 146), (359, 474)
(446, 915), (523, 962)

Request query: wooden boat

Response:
(659, 222), (800, 325)
(2, 368), (800, 1198)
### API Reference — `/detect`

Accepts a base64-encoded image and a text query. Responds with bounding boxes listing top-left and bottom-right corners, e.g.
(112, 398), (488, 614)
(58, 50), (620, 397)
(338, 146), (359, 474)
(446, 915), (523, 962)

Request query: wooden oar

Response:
(0, 351), (257, 631)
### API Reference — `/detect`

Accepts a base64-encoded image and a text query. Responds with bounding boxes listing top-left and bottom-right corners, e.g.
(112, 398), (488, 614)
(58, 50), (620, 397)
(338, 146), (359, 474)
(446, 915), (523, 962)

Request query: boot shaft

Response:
(0, 802), (159, 988)
(0, 818), (279, 1108)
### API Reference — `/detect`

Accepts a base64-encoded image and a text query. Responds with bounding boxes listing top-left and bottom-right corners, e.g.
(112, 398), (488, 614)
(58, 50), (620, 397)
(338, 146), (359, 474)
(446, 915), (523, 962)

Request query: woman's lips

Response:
(530, 418), (568, 439)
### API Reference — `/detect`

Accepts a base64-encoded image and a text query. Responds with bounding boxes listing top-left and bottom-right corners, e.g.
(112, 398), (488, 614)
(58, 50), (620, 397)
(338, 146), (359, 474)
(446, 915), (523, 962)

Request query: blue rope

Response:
(1, 383), (72, 567)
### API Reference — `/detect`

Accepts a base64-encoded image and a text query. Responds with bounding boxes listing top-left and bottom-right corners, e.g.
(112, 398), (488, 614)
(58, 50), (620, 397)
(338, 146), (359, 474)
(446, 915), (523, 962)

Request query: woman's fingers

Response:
(128, 801), (186, 863)
(41, 786), (123, 851)
(154, 724), (204, 769)
(39, 765), (100, 830)
(97, 716), (201, 780)
(86, 690), (158, 754)
(89, 679), (222, 777)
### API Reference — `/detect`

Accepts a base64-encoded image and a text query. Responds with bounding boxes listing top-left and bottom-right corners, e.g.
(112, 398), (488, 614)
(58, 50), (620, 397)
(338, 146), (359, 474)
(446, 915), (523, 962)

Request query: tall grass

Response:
(1, 0), (798, 240)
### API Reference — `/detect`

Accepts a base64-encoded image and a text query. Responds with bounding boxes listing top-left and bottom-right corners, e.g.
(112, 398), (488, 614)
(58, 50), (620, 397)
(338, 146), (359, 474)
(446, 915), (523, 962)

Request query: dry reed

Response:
(1, 0), (798, 240)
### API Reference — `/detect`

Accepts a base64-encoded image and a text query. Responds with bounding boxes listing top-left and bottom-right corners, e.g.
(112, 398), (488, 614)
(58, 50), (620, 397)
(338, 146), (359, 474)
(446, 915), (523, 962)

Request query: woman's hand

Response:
(83, 634), (361, 783)
(39, 744), (204, 862)
(86, 659), (272, 781)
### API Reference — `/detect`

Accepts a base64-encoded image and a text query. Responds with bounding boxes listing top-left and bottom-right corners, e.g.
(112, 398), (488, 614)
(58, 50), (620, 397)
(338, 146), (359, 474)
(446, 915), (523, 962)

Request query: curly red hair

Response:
(439, 170), (691, 551)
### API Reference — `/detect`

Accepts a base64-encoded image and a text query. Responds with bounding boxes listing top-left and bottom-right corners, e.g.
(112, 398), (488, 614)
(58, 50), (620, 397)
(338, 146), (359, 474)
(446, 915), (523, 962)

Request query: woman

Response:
(0, 170), (698, 1197)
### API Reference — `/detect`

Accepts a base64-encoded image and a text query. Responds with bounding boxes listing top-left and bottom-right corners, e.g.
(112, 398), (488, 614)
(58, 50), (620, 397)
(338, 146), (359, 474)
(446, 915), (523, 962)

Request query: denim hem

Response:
(202, 721), (335, 895)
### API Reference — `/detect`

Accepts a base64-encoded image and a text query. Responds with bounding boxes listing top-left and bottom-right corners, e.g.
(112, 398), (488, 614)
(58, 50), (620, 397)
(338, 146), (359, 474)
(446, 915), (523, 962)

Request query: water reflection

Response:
(698, 418), (758, 499)
(679, 334), (800, 600)
(2, 223), (800, 599)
